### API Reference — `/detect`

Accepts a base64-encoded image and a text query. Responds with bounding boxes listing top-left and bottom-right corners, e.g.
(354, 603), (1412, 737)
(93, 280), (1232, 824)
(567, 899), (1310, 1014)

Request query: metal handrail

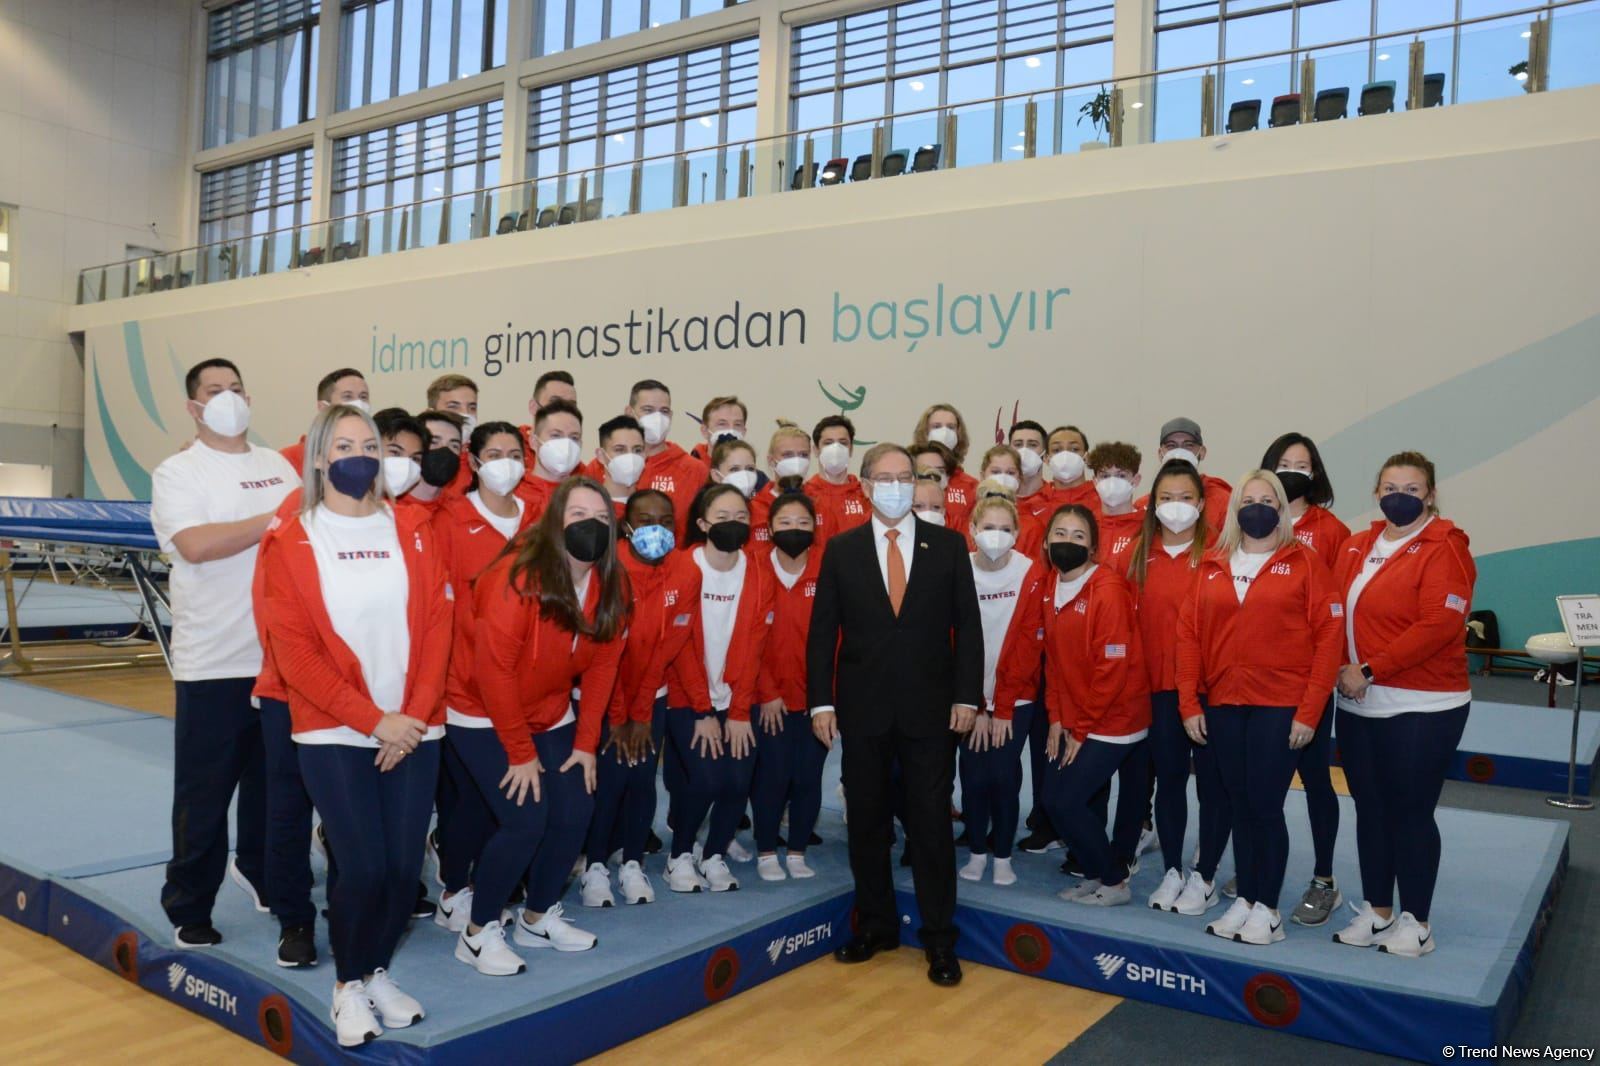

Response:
(77, 0), (1585, 289)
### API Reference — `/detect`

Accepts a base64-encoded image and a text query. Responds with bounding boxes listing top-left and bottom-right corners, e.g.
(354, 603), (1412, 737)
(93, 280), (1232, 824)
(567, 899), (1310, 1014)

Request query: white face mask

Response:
(1016, 447), (1043, 479)
(1049, 450), (1086, 484)
(774, 455), (810, 480)
(460, 413), (478, 436)
(197, 389), (251, 437)
(722, 469), (758, 496)
(926, 425), (958, 450)
(638, 411), (671, 446)
(537, 437), (581, 478)
(872, 481), (915, 520)
(1155, 500), (1200, 535)
(819, 442), (852, 477)
(1163, 446), (1199, 468)
(974, 528), (1017, 561)
(607, 452), (645, 489)
(988, 472), (1020, 493)
(349, 398), (372, 413)
(913, 506), (946, 526)
(478, 457), (526, 496)
(1095, 476), (1134, 510)
(709, 428), (744, 445)
(383, 456), (421, 497)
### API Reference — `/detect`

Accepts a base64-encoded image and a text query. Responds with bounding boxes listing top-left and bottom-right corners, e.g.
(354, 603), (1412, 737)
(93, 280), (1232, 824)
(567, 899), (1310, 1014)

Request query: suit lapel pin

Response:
(919, 541), (929, 549)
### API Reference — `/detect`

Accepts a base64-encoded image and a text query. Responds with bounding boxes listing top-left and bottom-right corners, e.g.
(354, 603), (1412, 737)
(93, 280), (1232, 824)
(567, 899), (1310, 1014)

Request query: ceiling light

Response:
(699, 116), (712, 127)
(1242, 77), (1255, 85)
(1131, 100), (1143, 109)
(909, 80), (924, 91)
(1514, 70), (1529, 81)
(1521, 30), (1531, 38)
(1025, 56), (1041, 68)
(1009, 144), (1026, 151)
(1377, 52), (1390, 61)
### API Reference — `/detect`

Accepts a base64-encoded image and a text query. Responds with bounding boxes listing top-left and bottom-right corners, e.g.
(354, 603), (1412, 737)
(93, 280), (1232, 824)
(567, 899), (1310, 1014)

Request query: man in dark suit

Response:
(808, 442), (983, 986)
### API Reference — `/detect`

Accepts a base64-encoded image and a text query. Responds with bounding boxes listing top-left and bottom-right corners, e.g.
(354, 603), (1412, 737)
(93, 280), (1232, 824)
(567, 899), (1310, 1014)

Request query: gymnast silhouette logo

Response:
(1094, 953), (1126, 980)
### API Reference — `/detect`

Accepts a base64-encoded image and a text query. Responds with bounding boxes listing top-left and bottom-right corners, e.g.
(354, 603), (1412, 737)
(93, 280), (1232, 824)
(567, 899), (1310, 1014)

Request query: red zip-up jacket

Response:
(585, 444), (706, 542)
(1176, 541), (1342, 726)
(1098, 510), (1145, 576)
(1132, 540), (1208, 692)
(804, 473), (871, 548)
(1292, 504), (1351, 570)
(279, 437), (306, 476)
(945, 469), (979, 531)
(513, 470), (562, 521)
(990, 559), (1051, 720)
(473, 551), (625, 760)
(251, 488), (305, 705)
(1048, 481), (1099, 513)
(1332, 518), (1476, 693)
(669, 548), (778, 720)
(432, 493), (537, 721)
(259, 503), (452, 736)
(758, 550), (825, 711)
(749, 483), (780, 559)
(1042, 566), (1151, 741)
(610, 547), (710, 725)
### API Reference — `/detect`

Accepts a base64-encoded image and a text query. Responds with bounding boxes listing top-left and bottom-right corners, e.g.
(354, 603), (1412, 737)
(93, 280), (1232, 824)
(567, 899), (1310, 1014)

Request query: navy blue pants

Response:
(1337, 704), (1469, 922)
(1297, 696), (1340, 880)
(298, 740), (439, 982)
(438, 728), (494, 893)
(1148, 691), (1230, 879)
(666, 706), (756, 860)
(258, 698), (315, 928)
(1024, 684), (1057, 839)
(162, 678), (266, 928)
(752, 710), (828, 854)
(1206, 705), (1302, 910)
(454, 721), (592, 925)
(587, 698), (669, 865)
(958, 703), (1034, 860)
(1043, 736), (1150, 887)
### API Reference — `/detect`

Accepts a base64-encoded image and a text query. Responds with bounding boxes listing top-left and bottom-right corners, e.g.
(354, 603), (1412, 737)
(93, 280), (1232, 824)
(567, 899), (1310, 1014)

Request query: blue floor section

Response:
(0, 682), (1571, 1064)
(0, 581), (167, 642)
(1431, 699), (1599, 794)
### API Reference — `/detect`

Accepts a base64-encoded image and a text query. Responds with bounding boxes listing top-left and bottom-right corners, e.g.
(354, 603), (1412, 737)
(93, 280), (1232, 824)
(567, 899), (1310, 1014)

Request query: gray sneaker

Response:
(1292, 878), (1342, 926)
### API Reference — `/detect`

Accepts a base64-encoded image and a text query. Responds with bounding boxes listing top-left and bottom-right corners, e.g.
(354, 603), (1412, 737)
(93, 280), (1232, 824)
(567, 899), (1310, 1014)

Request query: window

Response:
(199, 147), (315, 247)
(338, 0), (506, 110)
(790, 1), (1114, 167)
(0, 204), (13, 293)
(527, 38), (758, 216)
(204, 0), (321, 149)
(536, 0), (749, 58)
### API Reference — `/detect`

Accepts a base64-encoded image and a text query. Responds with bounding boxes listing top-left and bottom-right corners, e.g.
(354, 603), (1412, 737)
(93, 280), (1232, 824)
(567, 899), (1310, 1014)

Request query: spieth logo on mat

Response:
(166, 961), (239, 1015)
(1092, 952), (1206, 995)
(767, 921), (833, 964)
(1093, 953), (1126, 979)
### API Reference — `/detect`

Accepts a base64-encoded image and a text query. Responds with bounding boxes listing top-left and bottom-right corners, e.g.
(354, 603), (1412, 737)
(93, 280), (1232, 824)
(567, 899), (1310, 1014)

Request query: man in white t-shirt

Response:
(150, 358), (299, 948)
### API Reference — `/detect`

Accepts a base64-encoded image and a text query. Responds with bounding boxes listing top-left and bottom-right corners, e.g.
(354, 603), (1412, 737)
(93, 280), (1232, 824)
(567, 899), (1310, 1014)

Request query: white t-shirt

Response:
(150, 440), (298, 681)
(694, 546), (745, 712)
(296, 505), (421, 746)
(1162, 540), (1193, 559)
(469, 490), (524, 541)
(1228, 548), (1273, 604)
(771, 552), (803, 590)
(1054, 563), (1096, 610)
(971, 551), (1034, 707)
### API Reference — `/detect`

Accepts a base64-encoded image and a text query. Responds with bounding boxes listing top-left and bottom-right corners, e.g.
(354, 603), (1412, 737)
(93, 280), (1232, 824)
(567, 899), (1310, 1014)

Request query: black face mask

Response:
(419, 447), (460, 487)
(563, 517), (611, 563)
(706, 520), (751, 553)
(1237, 502), (1281, 540)
(771, 528), (814, 558)
(1049, 541), (1090, 573)
(1277, 469), (1313, 503)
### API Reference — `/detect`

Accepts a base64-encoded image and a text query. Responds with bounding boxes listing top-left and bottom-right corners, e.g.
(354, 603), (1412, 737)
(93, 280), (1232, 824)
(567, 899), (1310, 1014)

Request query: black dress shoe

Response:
(833, 933), (899, 964)
(926, 948), (962, 986)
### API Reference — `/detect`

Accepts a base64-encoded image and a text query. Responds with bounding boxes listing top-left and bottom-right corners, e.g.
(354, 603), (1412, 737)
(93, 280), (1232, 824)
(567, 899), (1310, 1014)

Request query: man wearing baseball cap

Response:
(1153, 417), (1231, 532)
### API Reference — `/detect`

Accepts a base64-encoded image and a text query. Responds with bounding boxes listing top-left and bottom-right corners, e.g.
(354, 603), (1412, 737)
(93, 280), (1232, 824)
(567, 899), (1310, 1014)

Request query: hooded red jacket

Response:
(668, 547), (778, 720)
(610, 547), (710, 725)
(1097, 510), (1145, 577)
(1132, 540), (1208, 693)
(585, 443), (706, 542)
(803, 473), (871, 548)
(945, 469), (979, 531)
(990, 560), (1051, 720)
(1042, 565), (1151, 741)
(1293, 504), (1352, 570)
(758, 550), (825, 711)
(1332, 518), (1476, 693)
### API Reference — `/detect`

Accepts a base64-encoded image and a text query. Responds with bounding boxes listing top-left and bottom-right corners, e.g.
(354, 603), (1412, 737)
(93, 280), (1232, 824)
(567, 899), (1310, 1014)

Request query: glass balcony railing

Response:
(77, 0), (1596, 305)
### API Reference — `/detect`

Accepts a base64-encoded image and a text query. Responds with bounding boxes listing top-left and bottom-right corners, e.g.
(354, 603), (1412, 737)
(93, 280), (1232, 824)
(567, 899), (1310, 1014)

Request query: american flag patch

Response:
(672, 613), (691, 627)
(1330, 603), (1343, 618)
(445, 582), (455, 602)
(1445, 593), (1468, 613)
(765, 611), (776, 624)
(1036, 628), (1045, 640)
(1105, 644), (1126, 659)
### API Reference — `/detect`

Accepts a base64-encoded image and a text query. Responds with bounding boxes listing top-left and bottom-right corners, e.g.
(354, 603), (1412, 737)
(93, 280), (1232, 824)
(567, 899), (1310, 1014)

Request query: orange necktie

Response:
(885, 529), (906, 616)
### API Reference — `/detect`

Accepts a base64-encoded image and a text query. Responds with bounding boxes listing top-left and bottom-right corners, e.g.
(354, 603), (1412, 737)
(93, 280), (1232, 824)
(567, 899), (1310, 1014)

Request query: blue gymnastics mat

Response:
(0, 581), (168, 642)
(1427, 700), (1598, 795)
(0, 683), (1570, 1064)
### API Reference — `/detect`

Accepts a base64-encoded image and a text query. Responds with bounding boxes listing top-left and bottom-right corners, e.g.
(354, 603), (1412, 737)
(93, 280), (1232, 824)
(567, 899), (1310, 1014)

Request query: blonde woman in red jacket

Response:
(1176, 471), (1342, 946)
(455, 478), (628, 974)
(1330, 451), (1476, 958)
(259, 405), (451, 1047)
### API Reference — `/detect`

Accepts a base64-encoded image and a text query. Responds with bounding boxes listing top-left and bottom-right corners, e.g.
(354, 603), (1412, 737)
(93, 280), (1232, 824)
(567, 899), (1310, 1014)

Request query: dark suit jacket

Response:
(805, 516), (983, 738)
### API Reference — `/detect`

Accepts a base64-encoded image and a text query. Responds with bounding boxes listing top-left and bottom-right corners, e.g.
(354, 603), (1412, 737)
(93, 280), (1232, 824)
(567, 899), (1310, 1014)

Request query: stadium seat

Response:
(581, 198), (602, 222)
(1422, 72), (1446, 107)
(850, 154), (874, 181)
(557, 203), (577, 225)
(881, 148), (909, 176)
(819, 157), (848, 185)
(1268, 93), (1301, 127)
(790, 162), (819, 190)
(1226, 99), (1261, 133)
(1358, 80), (1396, 115)
(1314, 87), (1349, 121)
(535, 206), (557, 228)
(911, 144), (941, 172)
(496, 212), (519, 234)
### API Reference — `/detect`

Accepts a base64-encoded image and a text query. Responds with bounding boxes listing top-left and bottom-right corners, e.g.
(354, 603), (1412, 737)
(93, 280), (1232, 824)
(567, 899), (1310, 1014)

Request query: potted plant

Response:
(1078, 86), (1115, 150)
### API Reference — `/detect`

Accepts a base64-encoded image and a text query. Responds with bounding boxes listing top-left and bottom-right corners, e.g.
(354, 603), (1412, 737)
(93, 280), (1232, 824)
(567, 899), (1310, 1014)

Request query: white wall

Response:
(0, 0), (194, 495)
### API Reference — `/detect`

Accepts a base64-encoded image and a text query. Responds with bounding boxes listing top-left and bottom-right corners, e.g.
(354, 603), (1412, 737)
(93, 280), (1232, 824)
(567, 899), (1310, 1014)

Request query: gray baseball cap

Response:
(1160, 417), (1203, 445)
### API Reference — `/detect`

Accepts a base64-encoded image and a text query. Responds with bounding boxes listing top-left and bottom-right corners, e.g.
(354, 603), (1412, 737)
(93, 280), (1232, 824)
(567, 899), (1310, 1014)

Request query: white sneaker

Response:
(1377, 912), (1436, 957)
(365, 968), (422, 1028)
(992, 857), (1016, 886)
(700, 854), (740, 892)
(1207, 897), (1253, 939)
(1332, 900), (1398, 948)
(1057, 878), (1101, 902)
(619, 860), (656, 903)
(1147, 868), (1185, 911)
(455, 920), (526, 976)
(435, 888), (473, 933)
(666, 853), (708, 893)
(331, 980), (382, 1047)
(1222, 875), (1238, 899)
(514, 902), (597, 951)
(757, 855), (787, 881)
(1073, 881), (1132, 907)
(227, 855), (268, 914)
(726, 839), (754, 863)
(579, 863), (615, 908)
(959, 853), (988, 882)
(1173, 871), (1221, 916)
(1234, 901), (1286, 945)
(1136, 826), (1159, 858)
(785, 854), (816, 880)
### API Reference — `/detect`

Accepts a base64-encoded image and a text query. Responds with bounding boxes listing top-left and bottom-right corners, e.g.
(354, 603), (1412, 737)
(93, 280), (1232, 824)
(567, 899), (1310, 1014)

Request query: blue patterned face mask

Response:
(629, 522), (675, 562)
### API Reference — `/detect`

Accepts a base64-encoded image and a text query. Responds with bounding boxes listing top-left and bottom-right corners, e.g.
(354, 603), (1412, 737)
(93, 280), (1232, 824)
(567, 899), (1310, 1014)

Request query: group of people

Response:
(149, 362), (1476, 1047)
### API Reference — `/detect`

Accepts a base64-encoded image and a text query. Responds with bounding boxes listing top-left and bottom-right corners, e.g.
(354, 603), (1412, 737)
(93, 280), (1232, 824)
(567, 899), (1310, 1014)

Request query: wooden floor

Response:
(0, 661), (1118, 1064)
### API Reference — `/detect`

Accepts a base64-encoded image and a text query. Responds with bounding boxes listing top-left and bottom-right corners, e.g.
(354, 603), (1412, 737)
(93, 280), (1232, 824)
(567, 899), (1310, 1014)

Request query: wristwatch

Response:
(1359, 663), (1374, 682)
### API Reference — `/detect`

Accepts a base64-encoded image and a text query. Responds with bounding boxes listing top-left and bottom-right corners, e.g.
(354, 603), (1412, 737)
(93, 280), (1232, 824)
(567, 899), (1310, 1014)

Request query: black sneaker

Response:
(738, 812), (752, 831)
(411, 883), (436, 920)
(1059, 852), (1086, 878)
(645, 829), (663, 855)
(276, 923), (317, 968)
(174, 923), (223, 949)
(809, 831), (823, 846)
(1017, 829), (1061, 854)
